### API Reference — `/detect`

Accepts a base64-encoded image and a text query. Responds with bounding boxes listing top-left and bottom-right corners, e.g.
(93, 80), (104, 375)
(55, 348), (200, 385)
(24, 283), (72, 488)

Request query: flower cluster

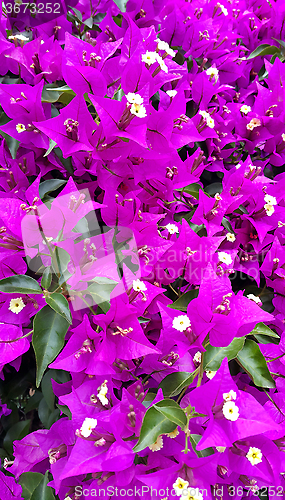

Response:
(0, 0), (285, 499)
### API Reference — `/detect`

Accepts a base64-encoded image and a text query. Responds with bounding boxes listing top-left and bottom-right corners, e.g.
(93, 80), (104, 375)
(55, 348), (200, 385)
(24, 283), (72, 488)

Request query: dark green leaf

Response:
(221, 217), (235, 234)
(45, 293), (72, 324)
(153, 399), (187, 428)
(24, 391), (43, 413)
(39, 179), (67, 199)
(30, 471), (55, 500)
(3, 420), (31, 455)
(175, 182), (203, 199)
(168, 289), (199, 312)
(19, 472), (43, 500)
(247, 44), (280, 60)
(159, 371), (197, 397)
(203, 337), (245, 371)
(189, 434), (214, 457)
(0, 275), (42, 294)
(133, 405), (177, 453)
(84, 281), (117, 307)
(57, 404), (72, 419)
(251, 322), (279, 339)
(41, 267), (52, 290)
(41, 371), (55, 411)
(236, 339), (275, 388)
(43, 139), (57, 157)
(38, 398), (52, 428)
(32, 305), (69, 387)
(0, 132), (20, 158)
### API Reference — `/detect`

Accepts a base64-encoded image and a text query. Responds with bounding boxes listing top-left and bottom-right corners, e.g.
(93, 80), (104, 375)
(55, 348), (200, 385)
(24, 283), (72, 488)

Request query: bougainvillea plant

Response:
(0, 0), (285, 498)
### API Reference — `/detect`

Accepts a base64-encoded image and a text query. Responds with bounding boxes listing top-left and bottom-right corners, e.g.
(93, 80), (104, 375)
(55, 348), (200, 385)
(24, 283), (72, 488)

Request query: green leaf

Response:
(113, 0), (127, 11)
(39, 179), (67, 199)
(19, 472), (43, 500)
(24, 391), (43, 413)
(175, 182), (203, 199)
(41, 267), (52, 290)
(167, 289), (199, 312)
(0, 275), (42, 294)
(3, 420), (31, 455)
(84, 281), (117, 307)
(41, 371), (56, 412)
(0, 132), (20, 158)
(30, 471), (55, 500)
(221, 217), (235, 234)
(32, 305), (70, 387)
(203, 337), (245, 371)
(250, 322), (279, 339)
(159, 371), (197, 397)
(153, 399), (187, 427)
(133, 399), (186, 453)
(247, 44), (280, 60)
(43, 139), (57, 157)
(236, 339), (275, 388)
(189, 434), (214, 457)
(45, 293), (72, 324)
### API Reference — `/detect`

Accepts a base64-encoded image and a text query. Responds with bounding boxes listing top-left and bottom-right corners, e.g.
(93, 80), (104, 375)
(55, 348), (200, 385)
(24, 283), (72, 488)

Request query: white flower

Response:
(142, 51), (157, 65)
(264, 194), (277, 206)
(206, 370), (217, 379)
(132, 279), (147, 292)
(130, 103), (147, 118)
(226, 232), (236, 242)
(166, 89), (177, 97)
(172, 315), (191, 332)
(218, 251), (232, 265)
(246, 446), (262, 466)
(206, 66), (219, 83)
(216, 446), (226, 453)
(217, 3), (228, 15)
(165, 223), (179, 234)
(183, 487), (204, 500)
(247, 294), (262, 305)
(149, 435), (163, 451)
(8, 34), (29, 41)
(193, 351), (202, 364)
(126, 92), (143, 105)
(246, 118), (261, 131)
(157, 39), (176, 57)
(173, 477), (189, 496)
(9, 298), (25, 314)
(16, 123), (26, 133)
(214, 193), (222, 201)
(282, 133), (285, 142)
(97, 380), (108, 406)
(207, 117), (215, 128)
(80, 417), (97, 437)
(223, 390), (237, 401)
(166, 427), (179, 438)
(156, 54), (168, 73)
(264, 203), (275, 216)
(222, 401), (239, 421)
(240, 104), (251, 115)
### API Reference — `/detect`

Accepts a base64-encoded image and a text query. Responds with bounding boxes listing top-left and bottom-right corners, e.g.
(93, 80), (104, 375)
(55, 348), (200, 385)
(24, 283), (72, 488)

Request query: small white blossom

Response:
(184, 487), (204, 500)
(173, 477), (189, 496)
(165, 223), (179, 234)
(97, 380), (108, 406)
(130, 103), (147, 118)
(264, 203), (275, 216)
(133, 279), (147, 292)
(246, 118), (261, 131)
(126, 92), (144, 105)
(222, 401), (240, 421)
(240, 104), (251, 115)
(218, 251), (233, 265)
(80, 417), (97, 437)
(156, 53), (168, 73)
(264, 194), (277, 206)
(223, 390), (237, 401)
(149, 435), (163, 451)
(9, 298), (25, 314)
(16, 123), (26, 133)
(141, 51), (157, 65)
(282, 133), (285, 142)
(217, 3), (228, 15)
(166, 89), (177, 97)
(206, 370), (217, 379)
(166, 427), (179, 438)
(206, 66), (219, 83)
(172, 315), (191, 332)
(216, 446), (226, 453)
(247, 294), (262, 305)
(193, 351), (202, 364)
(8, 34), (29, 41)
(246, 446), (262, 466)
(157, 39), (176, 57)
(214, 193), (222, 201)
(226, 232), (236, 242)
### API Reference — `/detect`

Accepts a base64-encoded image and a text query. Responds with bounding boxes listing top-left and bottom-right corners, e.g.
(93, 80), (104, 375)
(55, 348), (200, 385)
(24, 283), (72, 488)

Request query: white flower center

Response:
(172, 315), (191, 332)
(149, 435), (163, 451)
(9, 298), (25, 314)
(222, 401), (239, 421)
(80, 417), (97, 437)
(132, 279), (147, 292)
(218, 251), (232, 265)
(226, 232), (236, 242)
(16, 123), (26, 133)
(246, 446), (262, 466)
(165, 223), (179, 234)
(240, 105), (251, 114)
